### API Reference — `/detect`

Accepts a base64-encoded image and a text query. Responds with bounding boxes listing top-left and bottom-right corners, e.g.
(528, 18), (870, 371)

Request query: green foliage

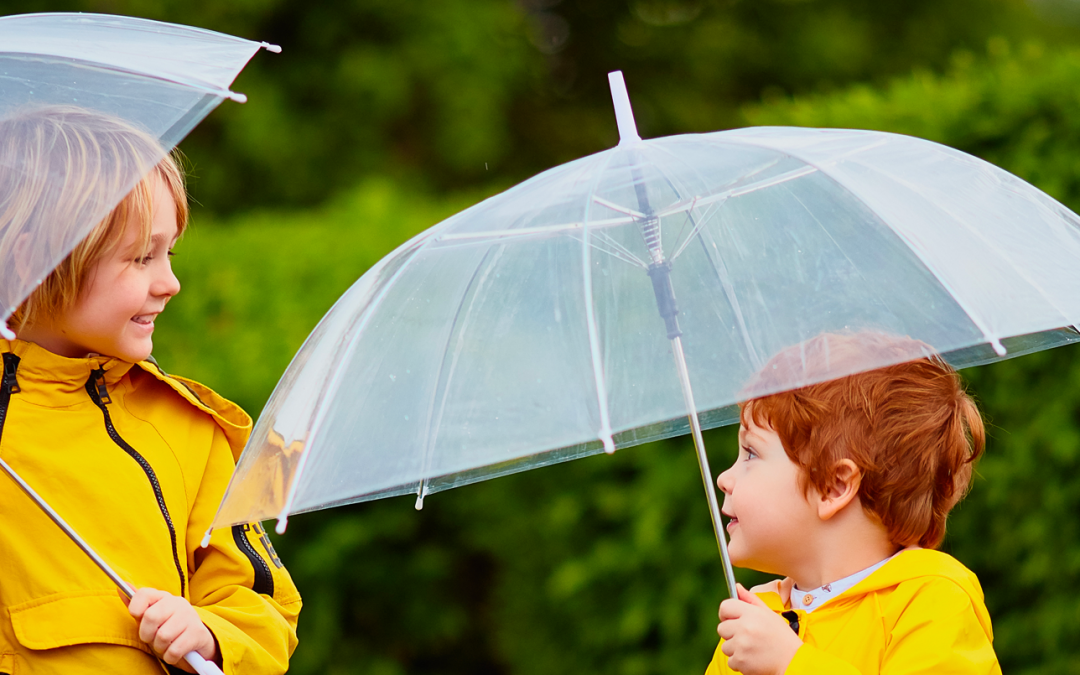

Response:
(4, 0), (1073, 214)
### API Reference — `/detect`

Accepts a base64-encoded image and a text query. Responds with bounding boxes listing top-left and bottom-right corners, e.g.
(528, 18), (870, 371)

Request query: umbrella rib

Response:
(670, 198), (724, 261)
(414, 244), (507, 507)
(740, 140), (1008, 356)
(588, 230), (649, 268)
(580, 151), (620, 454)
(862, 162), (1080, 337)
(274, 239), (436, 531)
(436, 215), (635, 243)
(592, 195), (646, 219)
(643, 141), (768, 369)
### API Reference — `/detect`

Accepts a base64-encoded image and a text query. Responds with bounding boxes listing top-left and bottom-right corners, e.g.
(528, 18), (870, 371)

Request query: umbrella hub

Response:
(640, 214), (665, 266)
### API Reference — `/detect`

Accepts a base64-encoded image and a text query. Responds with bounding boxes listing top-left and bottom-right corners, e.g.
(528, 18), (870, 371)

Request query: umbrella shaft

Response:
(671, 337), (738, 600)
(0, 456), (135, 597)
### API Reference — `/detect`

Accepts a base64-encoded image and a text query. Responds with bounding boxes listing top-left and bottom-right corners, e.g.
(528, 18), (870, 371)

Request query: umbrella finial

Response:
(608, 71), (641, 146)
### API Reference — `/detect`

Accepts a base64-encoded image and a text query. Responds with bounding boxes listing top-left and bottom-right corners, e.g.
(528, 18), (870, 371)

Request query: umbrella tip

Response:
(200, 529), (212, 549)
(0, 321), (14, 341)
(607, 71), (641, 146)
(261, 41), (282, 54)
(991, 338), (1007, 357)
(414, 494), (424, 510)
(602, 433), (616, 455)
(275, 515), (289, 535)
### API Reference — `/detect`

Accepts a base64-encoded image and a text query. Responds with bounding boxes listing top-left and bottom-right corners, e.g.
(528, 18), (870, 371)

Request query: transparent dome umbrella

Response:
(209, 72), (1080, 602)
(0, 13), (277, 675)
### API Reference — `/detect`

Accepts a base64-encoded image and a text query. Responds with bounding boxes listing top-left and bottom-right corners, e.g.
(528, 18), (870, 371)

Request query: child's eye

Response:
(742, 445), (758, 460)
(167, 249), (176, 258)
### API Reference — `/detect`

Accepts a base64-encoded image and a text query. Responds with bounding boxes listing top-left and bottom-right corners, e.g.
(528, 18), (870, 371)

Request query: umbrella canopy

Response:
(210, 74), (1080, 549)
(0, 12), (278, 332)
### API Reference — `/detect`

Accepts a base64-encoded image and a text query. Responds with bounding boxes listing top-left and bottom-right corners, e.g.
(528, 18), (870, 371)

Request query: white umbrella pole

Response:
(0, 457), (224, 675)
(609, 70), (739, 600)
(670, 338), (739, 600)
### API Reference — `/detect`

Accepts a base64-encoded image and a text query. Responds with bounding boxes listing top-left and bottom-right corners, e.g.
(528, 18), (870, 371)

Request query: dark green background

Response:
(8, 1), (1080, 672)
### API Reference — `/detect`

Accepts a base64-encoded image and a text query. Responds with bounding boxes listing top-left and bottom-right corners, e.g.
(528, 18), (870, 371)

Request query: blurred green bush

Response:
(150, 43), (1080, 674)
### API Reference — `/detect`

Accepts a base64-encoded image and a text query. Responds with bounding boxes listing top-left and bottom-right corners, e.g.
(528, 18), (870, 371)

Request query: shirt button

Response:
(802, 593), (814, 606)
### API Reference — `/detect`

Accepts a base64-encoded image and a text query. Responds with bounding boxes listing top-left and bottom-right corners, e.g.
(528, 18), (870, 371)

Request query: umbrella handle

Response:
(185, 650), (224, 675)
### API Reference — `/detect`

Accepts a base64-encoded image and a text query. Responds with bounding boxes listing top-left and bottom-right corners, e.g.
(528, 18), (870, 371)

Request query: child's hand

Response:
(123, 588), (218, 672)
(718, 584), (802, 675)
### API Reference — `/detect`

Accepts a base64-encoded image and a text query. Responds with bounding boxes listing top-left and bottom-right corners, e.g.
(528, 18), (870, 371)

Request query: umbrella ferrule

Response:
(647, 262), (682, 339)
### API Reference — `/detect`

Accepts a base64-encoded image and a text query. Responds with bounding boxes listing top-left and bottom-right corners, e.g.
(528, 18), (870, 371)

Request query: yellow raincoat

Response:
(705, 548), (1000, 674)
(0, 339), (301, 674)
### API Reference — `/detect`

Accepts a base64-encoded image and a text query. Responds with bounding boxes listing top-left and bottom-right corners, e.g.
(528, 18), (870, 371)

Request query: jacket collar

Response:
(0, 339), (252, 459)
(1, 339), (135, 400)
(759, 549), (994, 639)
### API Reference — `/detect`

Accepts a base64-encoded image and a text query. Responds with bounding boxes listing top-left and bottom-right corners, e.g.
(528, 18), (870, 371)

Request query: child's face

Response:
(34, 177), (180, 362)
(717, 413), (822, 576)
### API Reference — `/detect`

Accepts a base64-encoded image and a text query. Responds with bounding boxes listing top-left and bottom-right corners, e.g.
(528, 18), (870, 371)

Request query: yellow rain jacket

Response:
(705, 548), (1000, 674)
(0, 339), (301, 674)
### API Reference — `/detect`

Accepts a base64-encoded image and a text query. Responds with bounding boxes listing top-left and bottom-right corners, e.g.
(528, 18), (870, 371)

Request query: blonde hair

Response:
(0, 106), (189, 331)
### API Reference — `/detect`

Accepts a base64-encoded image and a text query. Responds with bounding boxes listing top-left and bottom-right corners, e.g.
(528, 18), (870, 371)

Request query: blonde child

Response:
(0, 107), (300, 673)
(706, 332), (999, 674)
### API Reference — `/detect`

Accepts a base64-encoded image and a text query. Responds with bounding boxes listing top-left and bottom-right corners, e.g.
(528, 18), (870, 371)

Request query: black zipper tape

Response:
(85, 368), (186, 598)
(232, 523), (274, 596)
(0, 353), (20, 439)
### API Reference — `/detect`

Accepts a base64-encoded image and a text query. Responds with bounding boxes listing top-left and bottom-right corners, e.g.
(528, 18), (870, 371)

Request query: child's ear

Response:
(817, 459), (862, 520)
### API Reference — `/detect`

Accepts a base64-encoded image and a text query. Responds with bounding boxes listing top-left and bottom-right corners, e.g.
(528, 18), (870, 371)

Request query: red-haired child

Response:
(705, 332), (1000, 675)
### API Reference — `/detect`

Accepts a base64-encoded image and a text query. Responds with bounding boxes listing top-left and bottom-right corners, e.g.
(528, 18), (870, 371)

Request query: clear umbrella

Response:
(209, 72), (1080, 601)
(0, 12), (280, 335)
(0, 13), (277, 675)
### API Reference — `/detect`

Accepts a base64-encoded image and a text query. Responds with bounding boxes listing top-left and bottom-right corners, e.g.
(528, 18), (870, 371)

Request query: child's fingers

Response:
(717, 618), (738, 641)
(719, 598), (747, 621)
(737, 584), (770, 608)
(158, 614), (209, 665)
(127, 587), (168, 620)
(153, 612), (189, 662)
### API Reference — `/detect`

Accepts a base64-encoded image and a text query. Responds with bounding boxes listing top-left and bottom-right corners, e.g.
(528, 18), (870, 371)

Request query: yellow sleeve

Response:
(186, 425), (302, 674)
(879, 578), (1001, 675)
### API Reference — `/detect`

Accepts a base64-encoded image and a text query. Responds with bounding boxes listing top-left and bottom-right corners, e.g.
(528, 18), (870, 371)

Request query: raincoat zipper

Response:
(232, 523), (274, 596)
(85, 367), (187, 597)
(0, 353), (20, 440)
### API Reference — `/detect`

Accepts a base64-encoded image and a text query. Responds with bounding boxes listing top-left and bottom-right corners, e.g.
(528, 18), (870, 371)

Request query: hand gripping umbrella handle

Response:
(184, 651), (224, 675)
(0, 458), (225, 674)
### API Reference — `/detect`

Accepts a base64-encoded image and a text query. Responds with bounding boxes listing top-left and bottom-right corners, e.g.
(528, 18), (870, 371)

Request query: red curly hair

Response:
(741, 332), (985, 549)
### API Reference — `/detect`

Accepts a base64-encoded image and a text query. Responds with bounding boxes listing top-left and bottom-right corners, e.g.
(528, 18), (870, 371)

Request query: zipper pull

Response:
(91, 368), (111, 405)
(2, 353), (20, 394)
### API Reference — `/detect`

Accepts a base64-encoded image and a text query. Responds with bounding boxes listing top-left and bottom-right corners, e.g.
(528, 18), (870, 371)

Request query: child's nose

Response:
(154, 265), (181, 298)
(717, 465), (734, 496)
